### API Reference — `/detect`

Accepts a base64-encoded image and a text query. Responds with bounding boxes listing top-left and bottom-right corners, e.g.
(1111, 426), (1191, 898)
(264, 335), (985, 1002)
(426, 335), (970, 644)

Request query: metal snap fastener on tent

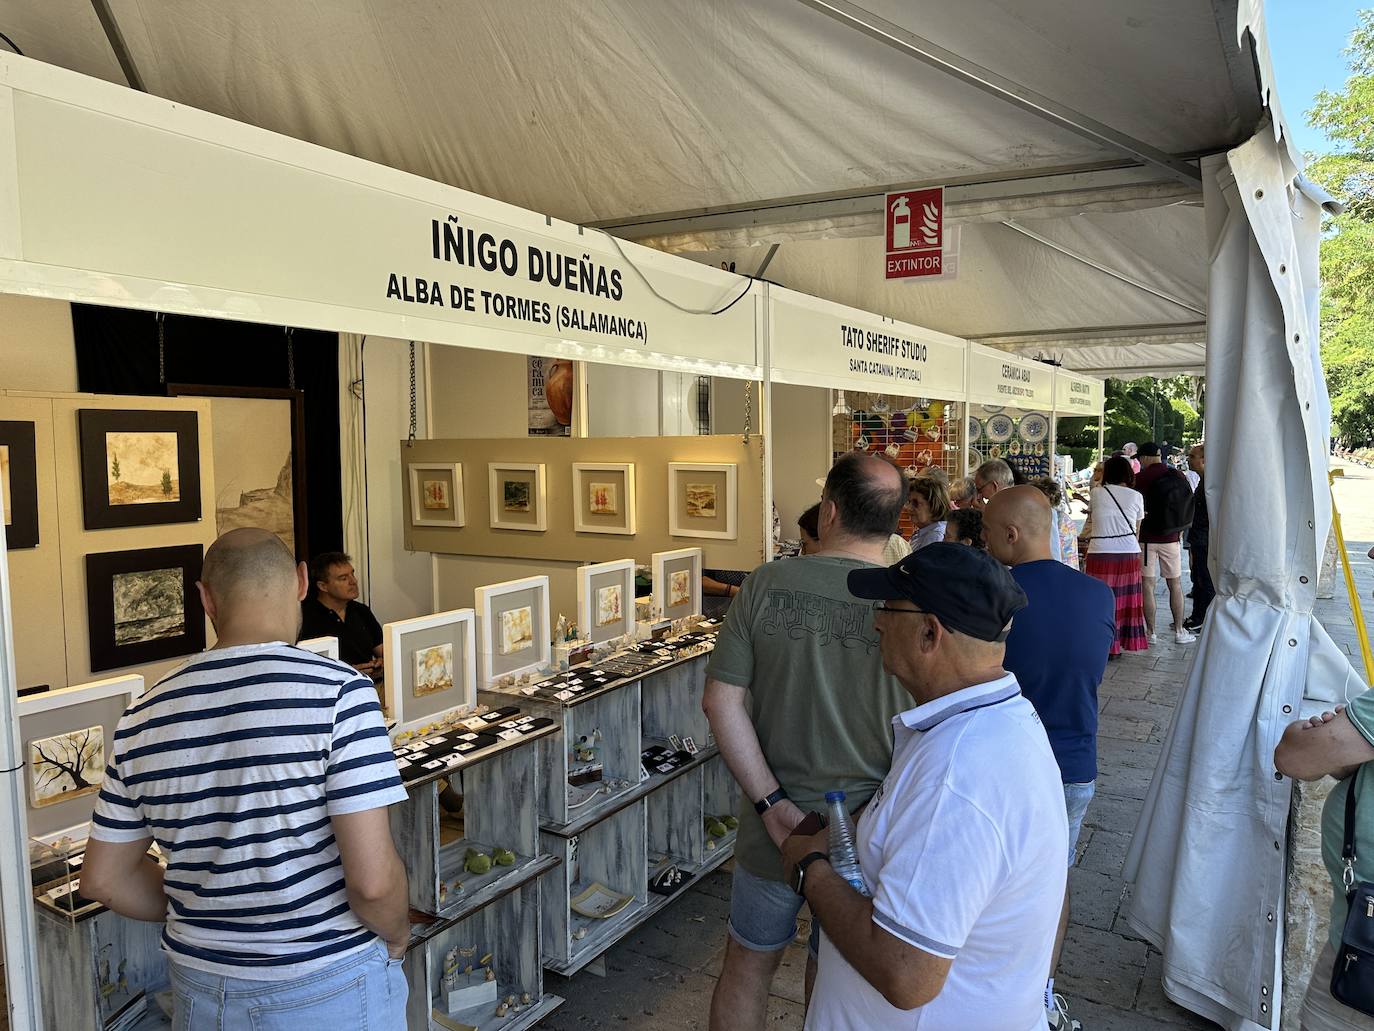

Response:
(1274, 772), (1283, 781)
(1300, 576), (1309, 584)
(1283, 705), (1292, 714)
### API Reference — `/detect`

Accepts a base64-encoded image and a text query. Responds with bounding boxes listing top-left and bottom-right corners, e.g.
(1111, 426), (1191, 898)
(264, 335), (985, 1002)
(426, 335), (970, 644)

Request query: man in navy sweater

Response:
(982, 487), (1116, 1031)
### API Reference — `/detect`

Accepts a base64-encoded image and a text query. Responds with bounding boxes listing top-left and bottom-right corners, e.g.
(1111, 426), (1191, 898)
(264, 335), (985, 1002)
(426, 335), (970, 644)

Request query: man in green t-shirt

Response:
(1276, 697), (1374, 1025)
(704, 452), (910, 1029)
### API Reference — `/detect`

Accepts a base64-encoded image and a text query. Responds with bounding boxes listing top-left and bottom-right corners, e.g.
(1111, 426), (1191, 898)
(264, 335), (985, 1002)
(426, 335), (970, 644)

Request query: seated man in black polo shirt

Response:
(300, 551), (384, 674)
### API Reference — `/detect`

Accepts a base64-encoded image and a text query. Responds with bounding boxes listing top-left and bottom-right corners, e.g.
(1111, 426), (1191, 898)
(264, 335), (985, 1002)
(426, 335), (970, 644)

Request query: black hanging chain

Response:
(407, 341), (417, 446)
(156, 313), (166, 385)
(285, 327), (296, 390)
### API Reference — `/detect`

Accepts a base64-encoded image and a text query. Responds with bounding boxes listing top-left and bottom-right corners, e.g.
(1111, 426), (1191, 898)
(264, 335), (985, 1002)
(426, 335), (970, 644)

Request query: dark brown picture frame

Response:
(0, 420), (39, 549)
(86, 545), (206, 673)
(78, 409), (202, 530)
(166, 384), (310, 560)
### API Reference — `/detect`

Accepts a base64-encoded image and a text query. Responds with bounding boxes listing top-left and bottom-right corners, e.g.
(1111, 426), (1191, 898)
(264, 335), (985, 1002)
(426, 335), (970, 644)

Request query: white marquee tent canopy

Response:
(0, 0), (1290, 374)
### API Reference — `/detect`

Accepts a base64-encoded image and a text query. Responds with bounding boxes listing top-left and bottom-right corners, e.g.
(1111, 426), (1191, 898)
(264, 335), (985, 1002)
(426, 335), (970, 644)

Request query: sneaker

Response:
(1146, 630), (1156, 642)
(1182, 617), (1203, 633)
(1174, 628), (1197, 644)
(1047, 994), (1082, 1030)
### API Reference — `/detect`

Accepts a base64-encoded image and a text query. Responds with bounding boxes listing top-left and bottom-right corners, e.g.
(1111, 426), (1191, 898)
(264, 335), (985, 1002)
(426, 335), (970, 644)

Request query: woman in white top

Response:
(1085, 456), (1148, 655)
(907, 475), (952, 552)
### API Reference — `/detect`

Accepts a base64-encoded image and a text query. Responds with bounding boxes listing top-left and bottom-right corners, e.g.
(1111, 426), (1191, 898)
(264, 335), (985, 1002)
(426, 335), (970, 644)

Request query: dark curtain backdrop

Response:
(72, 304), (343, 555)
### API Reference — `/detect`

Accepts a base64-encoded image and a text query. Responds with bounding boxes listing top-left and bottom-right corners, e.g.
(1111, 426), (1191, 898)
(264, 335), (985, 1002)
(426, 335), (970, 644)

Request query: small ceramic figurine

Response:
(555, 614), (568, 642)
(566, 621), (579, 642)
(495, 1002), (509, 1017)
(485, 967), (496, 982)
(573, 927), (588, 940)
(521, 993), (532, 1006)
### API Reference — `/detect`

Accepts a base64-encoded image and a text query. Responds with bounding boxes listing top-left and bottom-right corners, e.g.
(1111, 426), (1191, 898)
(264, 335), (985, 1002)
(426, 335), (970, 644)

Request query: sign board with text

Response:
(1053, 370), (1106, 417)
(768, 286), (967, 399)
(885, 187), (946, 280)
(966, 344), (1054, 410)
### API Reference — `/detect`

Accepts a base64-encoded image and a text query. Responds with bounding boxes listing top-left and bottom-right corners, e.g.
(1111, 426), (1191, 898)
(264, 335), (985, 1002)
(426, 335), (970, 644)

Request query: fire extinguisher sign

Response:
(885, 187), (945, 280)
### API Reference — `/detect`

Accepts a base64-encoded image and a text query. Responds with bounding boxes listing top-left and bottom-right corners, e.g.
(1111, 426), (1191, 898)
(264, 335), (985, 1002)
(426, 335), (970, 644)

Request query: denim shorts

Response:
(728, 862), (821, 958)
(1064, 780), (1096, 866)
(169, 937), (407, 1031)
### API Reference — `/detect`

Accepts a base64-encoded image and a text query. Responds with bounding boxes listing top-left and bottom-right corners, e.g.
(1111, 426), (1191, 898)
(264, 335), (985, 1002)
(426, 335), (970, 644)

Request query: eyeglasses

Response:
(872, 602), (928, 616)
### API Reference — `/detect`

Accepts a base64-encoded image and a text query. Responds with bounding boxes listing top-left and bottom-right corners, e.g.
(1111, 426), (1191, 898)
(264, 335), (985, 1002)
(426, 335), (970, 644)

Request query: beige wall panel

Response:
(0, 395), (66, 691)
(427, 345), (528, 438)
(0, 296), (77, 392)
(769, 383), (832, 537)
(404, 435), (765, 574)
(433, 554), (583, 631)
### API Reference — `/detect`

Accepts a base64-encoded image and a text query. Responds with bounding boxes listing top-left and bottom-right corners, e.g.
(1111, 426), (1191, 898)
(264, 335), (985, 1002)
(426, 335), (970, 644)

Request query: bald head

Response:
(981, 486), (1054, 566)
(821, 452), (906, 543)
(201, 528), (301, 621)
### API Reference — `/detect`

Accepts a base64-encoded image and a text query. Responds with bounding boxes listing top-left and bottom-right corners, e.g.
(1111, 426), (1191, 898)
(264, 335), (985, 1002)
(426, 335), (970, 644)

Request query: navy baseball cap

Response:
(847, 543), (1028, 643)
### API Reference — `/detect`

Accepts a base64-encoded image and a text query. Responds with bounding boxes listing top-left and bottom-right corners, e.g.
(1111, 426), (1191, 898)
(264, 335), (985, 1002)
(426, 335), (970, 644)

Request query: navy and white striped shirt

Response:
(89, 643), (407, 979)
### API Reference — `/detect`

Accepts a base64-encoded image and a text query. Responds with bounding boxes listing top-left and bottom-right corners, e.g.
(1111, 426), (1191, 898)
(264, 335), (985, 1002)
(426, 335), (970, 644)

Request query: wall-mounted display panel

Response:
(652, 549), (703, 621)
(571, 463), (636, 536)
(576, 560), (636, 645)
(667, 463), (737, 541)
(475, 577), (551, 684)
(0, 419), (39, 549)
(410, 462), (465, 528)
(489, 464), (548, 533)
(77, 409), (202, 530)
(84, 545), (206, 673)
(384, 609), (478, 737)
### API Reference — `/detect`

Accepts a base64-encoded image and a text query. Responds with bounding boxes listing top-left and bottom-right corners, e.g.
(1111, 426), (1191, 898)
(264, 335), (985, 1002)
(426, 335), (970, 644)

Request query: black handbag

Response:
(1331, 766), (1374, 1014)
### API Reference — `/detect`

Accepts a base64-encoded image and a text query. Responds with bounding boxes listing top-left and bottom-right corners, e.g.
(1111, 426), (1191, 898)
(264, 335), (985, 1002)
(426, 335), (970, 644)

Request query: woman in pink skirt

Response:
(1085, 456), (1148, 654)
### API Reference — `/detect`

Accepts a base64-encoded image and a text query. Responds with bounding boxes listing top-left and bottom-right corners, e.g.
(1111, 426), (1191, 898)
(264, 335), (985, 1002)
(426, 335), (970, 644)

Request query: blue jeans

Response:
(1064, 781), (1095, 866)
(170, 938), (407, 1031)
(728, 862), (821, 958)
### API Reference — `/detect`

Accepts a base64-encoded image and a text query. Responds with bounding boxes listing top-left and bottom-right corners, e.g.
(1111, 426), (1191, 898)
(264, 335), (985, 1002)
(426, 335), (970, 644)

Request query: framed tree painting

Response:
(667, 462), (738, 540)
(85, 545), (207, 672)
(488, 463), (547, 532)
(409, 462), (465, 528)
(652, 548), (703, 620)
(0, 420), (39, 549)
(571, 463), (636, 535)
(576, 559), (636, 644)
(78, 409), (202, 530)
(382, 608), (477, 737)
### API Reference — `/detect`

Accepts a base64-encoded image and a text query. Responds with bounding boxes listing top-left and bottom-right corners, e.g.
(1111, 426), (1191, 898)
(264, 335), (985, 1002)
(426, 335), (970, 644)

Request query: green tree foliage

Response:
(1056, 375), (1201, 471)
(1307, 11), (1374, 444)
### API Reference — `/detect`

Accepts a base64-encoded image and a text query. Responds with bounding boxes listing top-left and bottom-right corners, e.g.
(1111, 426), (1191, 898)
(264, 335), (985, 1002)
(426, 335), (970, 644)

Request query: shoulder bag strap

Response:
(1346, 765), (1361, 898)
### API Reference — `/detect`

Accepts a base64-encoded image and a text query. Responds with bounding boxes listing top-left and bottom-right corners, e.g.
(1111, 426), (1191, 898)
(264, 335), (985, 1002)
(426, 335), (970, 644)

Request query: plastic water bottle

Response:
(825, 791), (871, 896)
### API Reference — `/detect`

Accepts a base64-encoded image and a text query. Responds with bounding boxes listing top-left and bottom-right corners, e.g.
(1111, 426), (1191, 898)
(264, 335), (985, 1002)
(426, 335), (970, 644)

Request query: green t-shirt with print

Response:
(705, 555), (911, 882)
(1322, 694), (1374, 949)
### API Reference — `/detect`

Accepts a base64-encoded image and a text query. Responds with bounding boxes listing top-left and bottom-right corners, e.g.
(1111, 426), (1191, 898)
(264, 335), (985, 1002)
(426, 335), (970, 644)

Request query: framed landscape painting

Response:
(577, 559), (636, 644)
(78, 409), (202, 530)
(571, 463), (637, 535)
(383, 609), (477, 737)
(488, 463), (547, 532)
(0, 420), (39, 549)
(85, 545), (206, 672)
(475, 575), (551, 684)
(667, 463), (737, 540)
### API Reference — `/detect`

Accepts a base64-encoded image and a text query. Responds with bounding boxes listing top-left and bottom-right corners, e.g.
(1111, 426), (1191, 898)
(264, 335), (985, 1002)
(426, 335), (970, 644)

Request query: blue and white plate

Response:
(1018, 412), (1050, 443)
(967, 416), (984, 443)
(985, 414), (1015, 443)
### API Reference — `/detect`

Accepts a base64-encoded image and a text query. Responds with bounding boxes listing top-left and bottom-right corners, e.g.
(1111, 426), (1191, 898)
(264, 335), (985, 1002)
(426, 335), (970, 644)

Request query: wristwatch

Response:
(754, 787), (789, 815)
(791, 851), (829, 896)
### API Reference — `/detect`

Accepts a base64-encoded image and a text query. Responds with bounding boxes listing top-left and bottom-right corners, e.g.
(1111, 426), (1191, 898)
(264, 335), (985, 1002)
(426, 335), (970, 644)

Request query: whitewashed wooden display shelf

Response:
(482, 621), (739, 978)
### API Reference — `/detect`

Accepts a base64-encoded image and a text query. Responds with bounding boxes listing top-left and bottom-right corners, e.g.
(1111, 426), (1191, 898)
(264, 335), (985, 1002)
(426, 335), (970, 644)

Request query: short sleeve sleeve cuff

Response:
(871, 904), (960, 959)
(1346, 692), (1374, 749)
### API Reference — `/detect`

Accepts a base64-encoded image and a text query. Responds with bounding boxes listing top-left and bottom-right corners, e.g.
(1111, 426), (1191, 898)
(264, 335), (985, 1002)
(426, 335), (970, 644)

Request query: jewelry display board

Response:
(384, 609), (479, 738)
(576, 559), (636, 645)
(475, 576), (552, 684)
(651, 548), (702, 621)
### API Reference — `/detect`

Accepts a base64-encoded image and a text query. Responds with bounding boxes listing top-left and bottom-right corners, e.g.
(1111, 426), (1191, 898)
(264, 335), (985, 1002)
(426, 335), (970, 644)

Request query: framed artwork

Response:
(571, 463), (637, 535)
(297, 636), (340, 661)
(85, 545), (206, 672)
(78, 409), (202, 530)
(577, 559), (636, 644)
(667, 463), (737, 540)
(409, 462), (465, 528)
(0, 420), (39, 549)
(488, 463), (548, 532)
(168, 385), (308, 559)
(652, 548), (703, 620)
(475, 576), (551, 683)
(18, 674), (144, 844)
(383, 609), (478, 737)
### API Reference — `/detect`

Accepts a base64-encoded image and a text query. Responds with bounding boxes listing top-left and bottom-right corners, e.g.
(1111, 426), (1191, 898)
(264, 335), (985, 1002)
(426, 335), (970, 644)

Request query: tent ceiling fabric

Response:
(0, 0), (1265, 375)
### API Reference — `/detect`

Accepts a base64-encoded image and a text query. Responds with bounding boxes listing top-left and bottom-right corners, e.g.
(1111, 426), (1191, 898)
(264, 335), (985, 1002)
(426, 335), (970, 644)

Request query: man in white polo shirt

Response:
(782, 543), (1068, 1030)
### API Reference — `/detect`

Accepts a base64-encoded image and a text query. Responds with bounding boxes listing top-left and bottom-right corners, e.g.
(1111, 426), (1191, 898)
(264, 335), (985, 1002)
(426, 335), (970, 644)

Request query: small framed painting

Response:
(0, 420), (39, 549)
(18, 674), (144, 845)
(296, 636), (340, 661)
(409, 462), (465, 528)
(652, 548), (703, 620)
(668, 463), (737, 540)
(383, 609), (478, 737)
(85, 545), (206, 673)
(78, 409), (202, 530)
(475, 575), (551, 684)
(577, 559), (636, 644)
(488, 463), (548, 532)
(571, 463), (637, 536)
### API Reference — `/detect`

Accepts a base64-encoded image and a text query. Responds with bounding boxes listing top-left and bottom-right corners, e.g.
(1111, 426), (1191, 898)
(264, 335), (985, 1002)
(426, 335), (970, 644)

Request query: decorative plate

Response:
(571, 882), (635, 920)
(967, 448), (984, 468)
(967, 416), (984, 443)
(982, 405), (1005, 415)
(985, 414), (1015, 443)
(1018, 412), (1050, 443)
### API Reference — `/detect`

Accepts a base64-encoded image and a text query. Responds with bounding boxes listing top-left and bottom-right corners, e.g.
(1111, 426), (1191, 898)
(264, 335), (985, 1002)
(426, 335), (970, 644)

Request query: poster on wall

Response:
(528, 357), (573, 437)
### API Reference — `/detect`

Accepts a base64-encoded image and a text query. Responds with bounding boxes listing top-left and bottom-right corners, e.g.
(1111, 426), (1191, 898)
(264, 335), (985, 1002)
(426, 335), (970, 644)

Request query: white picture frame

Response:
(474, 575), (552, 684)
(652, 547), (703, 619)
(409, 462), (465, 528)
(571, 462), (637, 535)
(667, 462), (738, 540)
(18, 674), (145, 848)
(383, 608), (478, 738)
(297, 636), (340, 660)
(576, 559), (637, 644)
(488, 462), (548, 532)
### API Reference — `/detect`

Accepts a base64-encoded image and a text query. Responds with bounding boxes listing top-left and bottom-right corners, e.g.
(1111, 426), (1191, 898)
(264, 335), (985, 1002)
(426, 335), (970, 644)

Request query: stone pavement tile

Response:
(1100, 677), (1153, 701)
(543, 951), (721, 1030)
(1133, 950), (1221, 1027)
(618, 888), (733, 971)
(701, 925), (810, 1006)
(1069, 867), (1128, 933)
(1098, 714), (1155, 743)
(1096, 737), (1163, 771)
(1069, 997), (1217, 1030)
(692, 868), (733, 902)
(1057, 924), (1150, 1010)
(1081, 791), (1145, 837)
(1101, 698), (1177, 731)
(1095, 762), (1155, 802)
(1078, 829), (1132, 877)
